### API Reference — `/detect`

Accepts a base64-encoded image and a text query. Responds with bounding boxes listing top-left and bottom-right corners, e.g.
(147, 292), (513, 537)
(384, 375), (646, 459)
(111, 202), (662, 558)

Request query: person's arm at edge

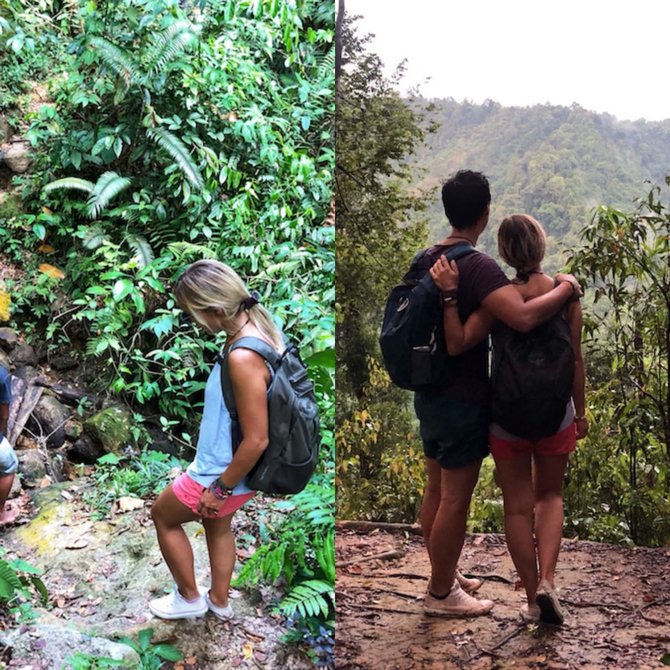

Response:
(481, 277), (578, 333)
(0, 407), (8, 438)
(568, 300), (588, 439)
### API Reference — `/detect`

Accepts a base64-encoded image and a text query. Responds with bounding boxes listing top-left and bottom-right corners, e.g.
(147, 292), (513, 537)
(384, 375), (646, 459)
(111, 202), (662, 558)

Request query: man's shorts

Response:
(172, 472), (255, 518)
(489, 421), (577, 460)
(0, 436), (18, 476)
(414, 393), (489, 469)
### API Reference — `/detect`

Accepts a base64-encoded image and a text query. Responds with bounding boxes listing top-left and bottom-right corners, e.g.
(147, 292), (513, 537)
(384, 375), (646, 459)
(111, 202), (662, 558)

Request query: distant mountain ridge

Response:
(412, 98), (670, 268)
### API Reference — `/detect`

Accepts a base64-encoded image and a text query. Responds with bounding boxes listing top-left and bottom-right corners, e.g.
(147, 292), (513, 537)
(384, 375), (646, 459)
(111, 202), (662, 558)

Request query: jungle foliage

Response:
(1, 0), (334, 646)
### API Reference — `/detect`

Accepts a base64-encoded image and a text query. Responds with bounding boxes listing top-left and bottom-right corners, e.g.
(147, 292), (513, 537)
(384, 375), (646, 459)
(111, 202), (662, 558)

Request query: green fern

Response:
(89, 36), (138, 86)
(43, 177), (95, 195)
(146, 127), (204, 190)
(166, 242), (217, 261)
(276, 579), (334, 620)
(87, 171), (132, 219)
(145, 20), (198, 75)
(314, 530), (335, 583)
(126, 233), (154, 268)
(81, 224), (110, 250)
(0, 559), (22, 601)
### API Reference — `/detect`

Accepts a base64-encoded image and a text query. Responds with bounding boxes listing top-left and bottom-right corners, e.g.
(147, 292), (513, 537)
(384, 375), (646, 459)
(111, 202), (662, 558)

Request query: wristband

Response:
(209, 477), (234, 501)
(575, 415), (586, 421)
(554, 278), (577, 299)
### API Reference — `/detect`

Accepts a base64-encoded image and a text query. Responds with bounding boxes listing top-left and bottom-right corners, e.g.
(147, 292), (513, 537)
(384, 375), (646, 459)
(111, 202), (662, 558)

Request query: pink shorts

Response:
(172, 472), (256, 518)
(489, 422), (577, 460)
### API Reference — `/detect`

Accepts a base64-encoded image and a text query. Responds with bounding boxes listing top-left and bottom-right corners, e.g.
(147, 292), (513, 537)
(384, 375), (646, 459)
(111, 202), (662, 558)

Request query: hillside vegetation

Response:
(413, 98), (670, 268)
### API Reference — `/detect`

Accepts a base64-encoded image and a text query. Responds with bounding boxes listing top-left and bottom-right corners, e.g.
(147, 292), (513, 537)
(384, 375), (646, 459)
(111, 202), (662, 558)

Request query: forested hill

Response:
(412, 98), (670, 266)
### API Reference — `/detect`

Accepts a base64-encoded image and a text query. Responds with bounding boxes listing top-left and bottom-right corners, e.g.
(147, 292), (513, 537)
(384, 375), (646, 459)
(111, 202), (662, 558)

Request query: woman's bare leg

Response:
(202, 513), (236, 607)
(150, 484), (201, 599)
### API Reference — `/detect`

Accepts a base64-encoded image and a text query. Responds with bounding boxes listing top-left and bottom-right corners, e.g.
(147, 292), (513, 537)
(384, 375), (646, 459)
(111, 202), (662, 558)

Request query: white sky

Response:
(344, 0), (669, 122)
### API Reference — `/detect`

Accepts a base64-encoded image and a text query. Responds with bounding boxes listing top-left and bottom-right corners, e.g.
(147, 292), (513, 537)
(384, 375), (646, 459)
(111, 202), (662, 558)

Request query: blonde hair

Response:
(497, 214), (546, 277)
(174, 260), (283, 351)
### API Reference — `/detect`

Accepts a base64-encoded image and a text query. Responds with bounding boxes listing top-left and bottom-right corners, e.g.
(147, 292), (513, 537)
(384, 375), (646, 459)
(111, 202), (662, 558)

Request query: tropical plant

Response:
(116, 628), (183, 670)
(0, 549), (48, 623)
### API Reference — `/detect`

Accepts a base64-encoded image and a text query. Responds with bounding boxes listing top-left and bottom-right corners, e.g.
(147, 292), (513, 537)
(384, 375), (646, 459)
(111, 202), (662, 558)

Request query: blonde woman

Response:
(430, 214), (587, 625)
(149, 260), (282, 620)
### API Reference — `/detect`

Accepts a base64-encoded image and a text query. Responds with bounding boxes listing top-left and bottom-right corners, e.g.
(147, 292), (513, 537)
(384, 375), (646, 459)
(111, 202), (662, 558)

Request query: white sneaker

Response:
(424, 581), (493, 618)
(205, 591), (234, 620)
(149, 586), (208, 619)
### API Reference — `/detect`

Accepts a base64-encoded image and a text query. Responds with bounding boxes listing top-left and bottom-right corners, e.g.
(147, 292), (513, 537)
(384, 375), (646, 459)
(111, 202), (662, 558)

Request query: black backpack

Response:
(491, 315), (574, 440)
(379, 243), (476, 391)
(219, 336), (320, 495)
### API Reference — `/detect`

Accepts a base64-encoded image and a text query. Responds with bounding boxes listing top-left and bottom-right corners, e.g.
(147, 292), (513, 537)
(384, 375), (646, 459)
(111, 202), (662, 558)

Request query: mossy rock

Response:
(83, 405), (133, 455)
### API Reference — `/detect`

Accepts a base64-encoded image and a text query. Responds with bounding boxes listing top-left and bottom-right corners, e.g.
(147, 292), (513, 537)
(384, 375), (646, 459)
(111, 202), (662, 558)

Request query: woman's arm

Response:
(567, 300), (588, 439)
(198, 348), (270, 517)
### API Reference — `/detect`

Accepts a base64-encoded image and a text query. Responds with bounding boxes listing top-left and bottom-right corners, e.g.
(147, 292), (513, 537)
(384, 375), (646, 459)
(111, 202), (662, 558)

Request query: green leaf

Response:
(8, 558), (42, 575)
(43, 177), (95, 195)
(152, 644), (183, 661)
(89, 36), (137, 86)
(33, 223), (46, 241)
(126, 234), (154, 269)
(112, 279), (134, 302)
(137, 627), (154, 651)
(146, 127), (204, 190)
(87, 171), (132, 219)
(0, 560), (22, 600)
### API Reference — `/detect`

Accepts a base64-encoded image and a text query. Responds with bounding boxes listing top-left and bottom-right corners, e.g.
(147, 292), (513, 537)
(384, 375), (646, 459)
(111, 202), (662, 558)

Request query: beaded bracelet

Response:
(209, 477), (234, 501)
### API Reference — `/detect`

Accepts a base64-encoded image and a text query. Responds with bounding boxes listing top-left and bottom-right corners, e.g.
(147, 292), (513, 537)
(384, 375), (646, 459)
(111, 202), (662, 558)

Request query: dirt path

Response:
(335, 524), (670, 669)
(1, 481), (313, 669)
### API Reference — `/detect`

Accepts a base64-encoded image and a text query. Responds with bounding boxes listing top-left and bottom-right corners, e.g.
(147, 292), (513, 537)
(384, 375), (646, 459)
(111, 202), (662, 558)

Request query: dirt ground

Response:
(335, 522), (670, 670)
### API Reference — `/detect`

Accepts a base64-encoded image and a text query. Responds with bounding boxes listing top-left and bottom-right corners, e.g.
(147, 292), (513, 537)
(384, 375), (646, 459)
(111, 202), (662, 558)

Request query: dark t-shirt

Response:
(421, 243), (510, 406)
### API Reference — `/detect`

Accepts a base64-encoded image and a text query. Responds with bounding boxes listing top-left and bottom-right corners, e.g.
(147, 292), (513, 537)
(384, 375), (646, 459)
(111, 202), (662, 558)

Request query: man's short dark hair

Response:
(441, 170), (491, 229)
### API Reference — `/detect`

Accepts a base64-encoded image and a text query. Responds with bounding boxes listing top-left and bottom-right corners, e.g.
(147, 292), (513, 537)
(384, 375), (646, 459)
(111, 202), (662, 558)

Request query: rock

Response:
(69, 434), (105, 463)
(16, 449), (48, 485)
(146, 424), (182, 458)
(83, 405), (133, 455)
(0, 622), (140, 669)
(49, 354), (79, 372)
(0, 114), (9, 144)
(2, 139), (31, 173)
(64, 418), (81, 440)
(0, 326), (18, 350)
(26, 395), (70, 448)
(10, 342), (38, 367)
(0, 349), (10, 370)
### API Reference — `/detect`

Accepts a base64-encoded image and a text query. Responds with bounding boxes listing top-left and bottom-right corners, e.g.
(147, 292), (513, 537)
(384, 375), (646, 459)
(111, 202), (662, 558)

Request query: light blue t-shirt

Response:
(186, 361), (252, 495)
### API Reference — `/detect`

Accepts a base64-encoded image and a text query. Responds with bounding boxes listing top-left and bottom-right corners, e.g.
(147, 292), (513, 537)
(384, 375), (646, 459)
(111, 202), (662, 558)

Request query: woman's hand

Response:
(197, 487), (227, 518)
(575, 417), (589, 440)
(429, 256), (460, 291)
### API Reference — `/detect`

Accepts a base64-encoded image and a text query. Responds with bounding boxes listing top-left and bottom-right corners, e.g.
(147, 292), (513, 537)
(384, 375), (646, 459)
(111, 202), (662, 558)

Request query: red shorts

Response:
(489, 422), (577, 460)
(172, 472), (256, 518)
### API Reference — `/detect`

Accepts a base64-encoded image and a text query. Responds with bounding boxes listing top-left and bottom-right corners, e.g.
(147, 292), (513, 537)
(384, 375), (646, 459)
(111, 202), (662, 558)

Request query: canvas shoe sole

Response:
(149, 586), (208, 620)
(205, 592), (234, 620)
(535, 582), (565, 625)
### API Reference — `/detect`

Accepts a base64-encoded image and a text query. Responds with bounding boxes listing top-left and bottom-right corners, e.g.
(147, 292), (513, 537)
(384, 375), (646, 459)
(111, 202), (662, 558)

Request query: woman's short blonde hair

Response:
(173, 259), (283, 350)
(497, 214), (547, 276)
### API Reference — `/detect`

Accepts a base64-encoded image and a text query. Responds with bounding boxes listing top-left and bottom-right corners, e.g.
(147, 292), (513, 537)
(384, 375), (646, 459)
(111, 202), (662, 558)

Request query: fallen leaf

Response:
(39, 476), (53, 489)
(60, 491), (73, 501)
(242, 642), (254, 660)
(65, 538), (89, 550)
(231, 659), (242, 668)
(38, 263), (65, 279)
(184, 657), (197, 666)
(254, 650), (267, 662)
(37, 244), (55, 254)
